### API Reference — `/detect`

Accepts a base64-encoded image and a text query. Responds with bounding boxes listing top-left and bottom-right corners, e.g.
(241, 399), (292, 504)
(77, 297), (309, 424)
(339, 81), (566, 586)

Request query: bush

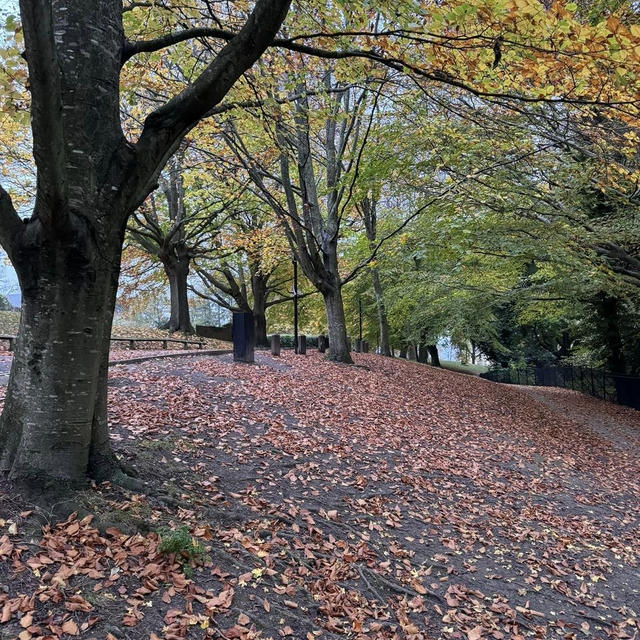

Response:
(268, 334), (320, 349)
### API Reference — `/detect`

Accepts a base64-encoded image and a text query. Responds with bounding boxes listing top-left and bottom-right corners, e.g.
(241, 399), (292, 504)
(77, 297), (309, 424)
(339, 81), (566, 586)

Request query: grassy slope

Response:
(440, 359), (489, 375)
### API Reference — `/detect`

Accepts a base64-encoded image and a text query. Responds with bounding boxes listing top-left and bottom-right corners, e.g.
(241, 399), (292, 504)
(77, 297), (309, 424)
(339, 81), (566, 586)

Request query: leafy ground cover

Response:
(0, 352), (638, 640)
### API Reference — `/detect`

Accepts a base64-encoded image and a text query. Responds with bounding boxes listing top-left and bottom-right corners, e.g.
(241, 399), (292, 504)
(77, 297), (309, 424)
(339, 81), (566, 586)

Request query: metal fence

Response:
(480, 366), (640, 410)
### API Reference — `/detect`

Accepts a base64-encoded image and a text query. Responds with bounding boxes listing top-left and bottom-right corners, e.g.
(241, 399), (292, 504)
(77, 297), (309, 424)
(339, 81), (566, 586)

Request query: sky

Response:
(0, 0), (17, 14)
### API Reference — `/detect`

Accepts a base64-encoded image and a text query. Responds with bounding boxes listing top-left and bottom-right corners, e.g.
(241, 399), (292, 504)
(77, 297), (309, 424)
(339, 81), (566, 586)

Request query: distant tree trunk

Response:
(399, 346), (407, 359)
(470, 340), (477, 365)
(417, 343), (429, 363)
(361, 197), (391, 356)
(371, 267), (391, 357)
(428, 344), (441, 367)
(324, 286), (352, 363)
(252, 272), (269, 347)
(595, 294), (626, 373)
(163, 254), (194, 334)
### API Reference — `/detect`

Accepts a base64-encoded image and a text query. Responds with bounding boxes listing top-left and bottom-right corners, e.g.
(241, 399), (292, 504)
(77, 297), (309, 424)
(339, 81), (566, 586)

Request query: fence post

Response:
(271, 334), (281, 357)
(232, 311), (255, 363)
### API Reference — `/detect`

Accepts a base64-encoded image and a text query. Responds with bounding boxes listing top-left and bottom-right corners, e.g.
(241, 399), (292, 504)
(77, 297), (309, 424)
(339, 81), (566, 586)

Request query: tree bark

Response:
(594, 294), (626, 373)
(163, 256), (193, 334)
(323, 286), (352, 364)
(0, 0), (291, 488)
(0, 233), (123, 484)
(427, 344), (441, 367)
(252, 272), (269, 347)
(371, 266), (392, 356)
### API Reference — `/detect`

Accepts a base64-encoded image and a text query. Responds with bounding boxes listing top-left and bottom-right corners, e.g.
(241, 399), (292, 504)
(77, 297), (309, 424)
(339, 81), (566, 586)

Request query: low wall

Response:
(195, 324), (232, 341)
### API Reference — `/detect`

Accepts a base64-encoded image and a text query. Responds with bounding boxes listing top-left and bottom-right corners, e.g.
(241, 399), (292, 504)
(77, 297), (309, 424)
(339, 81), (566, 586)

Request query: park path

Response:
(0, 348), (231, 386)
(516, 383), (640, 452)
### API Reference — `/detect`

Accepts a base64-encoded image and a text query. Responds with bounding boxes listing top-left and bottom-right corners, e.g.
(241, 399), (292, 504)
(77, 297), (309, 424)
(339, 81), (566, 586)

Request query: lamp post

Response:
(293, 258), (298, 354)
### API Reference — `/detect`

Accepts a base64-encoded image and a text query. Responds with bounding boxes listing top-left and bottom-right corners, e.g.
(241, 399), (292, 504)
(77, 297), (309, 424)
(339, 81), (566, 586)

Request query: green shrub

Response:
(157, 526), (208, 576)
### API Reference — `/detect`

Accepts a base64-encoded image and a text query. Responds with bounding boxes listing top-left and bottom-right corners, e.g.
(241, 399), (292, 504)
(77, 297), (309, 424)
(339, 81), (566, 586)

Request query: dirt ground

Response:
(0, 352), (638, 640)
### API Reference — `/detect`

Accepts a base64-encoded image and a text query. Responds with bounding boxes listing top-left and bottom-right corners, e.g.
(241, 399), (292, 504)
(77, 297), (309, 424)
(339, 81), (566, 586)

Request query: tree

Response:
(128, 150), (235, 334)
(0, 0), (291, 486)
(1, 0), (639, 487)
(192, 204), (293, 346)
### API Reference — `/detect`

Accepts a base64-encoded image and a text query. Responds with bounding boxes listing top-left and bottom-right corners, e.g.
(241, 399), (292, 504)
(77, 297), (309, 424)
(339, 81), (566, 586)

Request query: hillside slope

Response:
(0, 352), (638, 640)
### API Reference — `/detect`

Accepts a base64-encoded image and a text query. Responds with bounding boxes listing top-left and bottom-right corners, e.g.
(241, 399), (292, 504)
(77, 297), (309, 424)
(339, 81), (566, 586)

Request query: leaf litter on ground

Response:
(0, 351), (638, 640)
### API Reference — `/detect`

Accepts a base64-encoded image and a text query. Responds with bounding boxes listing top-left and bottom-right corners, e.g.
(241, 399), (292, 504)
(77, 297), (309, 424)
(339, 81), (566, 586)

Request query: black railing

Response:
(480, 366), (640, 410)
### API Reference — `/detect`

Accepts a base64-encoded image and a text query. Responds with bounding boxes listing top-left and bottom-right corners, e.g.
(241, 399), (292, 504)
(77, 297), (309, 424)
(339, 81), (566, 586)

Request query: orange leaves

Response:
(1, 350), (638, 639)
(60, 618), (79, 636)
(205, 587), (235, 611)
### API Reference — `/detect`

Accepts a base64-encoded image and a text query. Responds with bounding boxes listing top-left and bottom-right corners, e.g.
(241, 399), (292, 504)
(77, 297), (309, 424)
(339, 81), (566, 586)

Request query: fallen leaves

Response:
(0, 351), (638, 639)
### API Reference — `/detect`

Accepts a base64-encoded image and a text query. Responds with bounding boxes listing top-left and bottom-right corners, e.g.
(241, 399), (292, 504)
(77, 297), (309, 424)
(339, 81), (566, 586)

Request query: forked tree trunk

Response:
(0, 234), (123, 484)
(323, 286), (352, 364)
(428, 344), (441, 367)
(0, 0), (291, 490)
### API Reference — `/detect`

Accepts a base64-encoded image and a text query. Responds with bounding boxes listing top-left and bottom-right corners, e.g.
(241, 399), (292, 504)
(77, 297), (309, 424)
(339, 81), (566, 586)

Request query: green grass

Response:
(440, 360), (489, 376)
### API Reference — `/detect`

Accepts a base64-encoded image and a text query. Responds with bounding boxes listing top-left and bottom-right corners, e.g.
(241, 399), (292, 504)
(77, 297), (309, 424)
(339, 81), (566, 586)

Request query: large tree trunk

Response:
(0, 235), (122, 485)
(323, 286), (352, 364)
(0, 0), (290, 491)
(427, 344), (441, 367)
(371, 266), (391, 357)
(164, 257), (194, 334)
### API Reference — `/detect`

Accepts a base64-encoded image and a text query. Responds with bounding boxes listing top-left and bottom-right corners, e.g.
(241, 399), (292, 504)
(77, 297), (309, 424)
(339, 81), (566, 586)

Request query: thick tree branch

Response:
(124, 26), (637, 108)
(135, 0), (291, 174)
(0, 185), (24, 260)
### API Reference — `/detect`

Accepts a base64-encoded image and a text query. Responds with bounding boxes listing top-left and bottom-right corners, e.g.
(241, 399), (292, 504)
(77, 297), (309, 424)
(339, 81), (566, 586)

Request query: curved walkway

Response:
(0, 348), (231, 386)
(516, 384), (640, 451)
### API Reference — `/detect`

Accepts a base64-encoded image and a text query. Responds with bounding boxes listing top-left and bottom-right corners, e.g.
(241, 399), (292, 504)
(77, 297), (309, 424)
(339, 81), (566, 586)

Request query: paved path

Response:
(517, 384), (640, 451)
(0, 350), (231, 386)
